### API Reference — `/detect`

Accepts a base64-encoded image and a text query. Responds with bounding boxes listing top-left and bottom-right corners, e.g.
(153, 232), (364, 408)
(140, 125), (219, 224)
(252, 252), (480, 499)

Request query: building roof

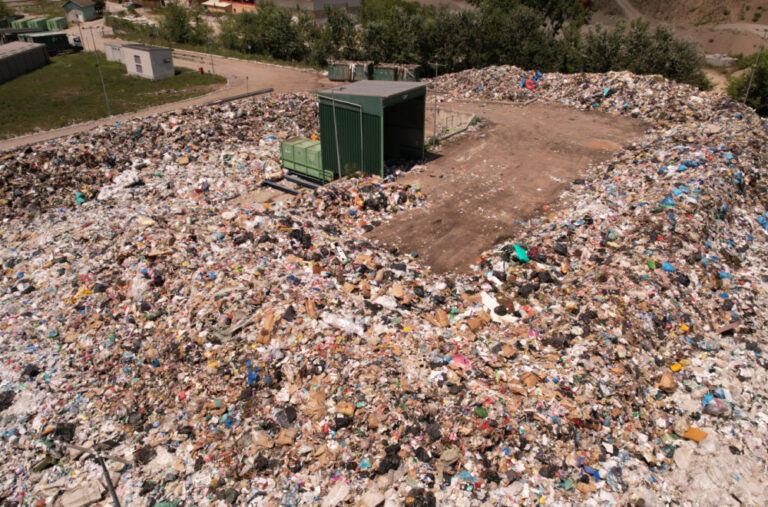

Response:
(0, 41), (46, 59)
(123, 43), (172, 53)
(319, 80), (425, 99)
(64, 0), (95, 8)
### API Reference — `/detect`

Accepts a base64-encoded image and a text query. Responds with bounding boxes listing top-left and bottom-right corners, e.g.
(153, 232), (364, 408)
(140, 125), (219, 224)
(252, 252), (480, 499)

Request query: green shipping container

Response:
(11, 19), (28, 29)
(328, 61), (351, 82)
(27, 18), (49, 29)
(47, 17), (68, 30)
(20, 32), (71, 53)
(373, 64), (398, 81)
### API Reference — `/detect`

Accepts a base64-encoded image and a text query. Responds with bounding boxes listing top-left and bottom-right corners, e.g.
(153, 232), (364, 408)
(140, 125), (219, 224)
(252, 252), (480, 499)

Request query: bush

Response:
(728, 53), (768, 116)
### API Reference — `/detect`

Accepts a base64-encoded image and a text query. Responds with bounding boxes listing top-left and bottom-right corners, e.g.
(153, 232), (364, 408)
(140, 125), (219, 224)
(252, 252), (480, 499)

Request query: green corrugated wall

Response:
(319, 102), (383, 177)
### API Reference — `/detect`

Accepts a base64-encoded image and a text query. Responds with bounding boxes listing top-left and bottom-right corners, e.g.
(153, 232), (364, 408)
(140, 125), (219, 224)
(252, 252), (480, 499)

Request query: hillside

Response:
(629, 0), (768, 25)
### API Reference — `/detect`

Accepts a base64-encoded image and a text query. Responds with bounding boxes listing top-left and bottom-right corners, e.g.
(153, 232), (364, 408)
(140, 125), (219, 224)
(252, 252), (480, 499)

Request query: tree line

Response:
(108, 0), (710, 89)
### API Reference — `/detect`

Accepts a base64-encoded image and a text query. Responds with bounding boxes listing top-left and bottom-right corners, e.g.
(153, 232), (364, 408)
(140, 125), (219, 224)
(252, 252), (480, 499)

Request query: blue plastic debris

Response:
(660, 196), (675, 208)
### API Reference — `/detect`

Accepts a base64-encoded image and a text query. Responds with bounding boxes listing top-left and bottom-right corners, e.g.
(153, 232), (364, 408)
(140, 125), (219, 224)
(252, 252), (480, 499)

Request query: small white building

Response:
(104, 41), (123, 62)
(121, 44), (174, 80)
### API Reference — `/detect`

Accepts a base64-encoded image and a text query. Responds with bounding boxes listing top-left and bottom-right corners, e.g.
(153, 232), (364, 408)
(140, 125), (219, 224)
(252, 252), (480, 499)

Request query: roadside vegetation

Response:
(728, 53), (768, 116)
(0, 52), (225, 139)
(107, 0), (710, 89)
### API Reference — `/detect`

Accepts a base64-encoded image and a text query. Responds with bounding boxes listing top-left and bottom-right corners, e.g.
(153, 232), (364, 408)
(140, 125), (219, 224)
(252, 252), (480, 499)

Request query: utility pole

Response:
(744, 29), (767, 105)
(428, 61), (443, 141)
(207, 34), (215, 75)
(85, 27), (111, 116)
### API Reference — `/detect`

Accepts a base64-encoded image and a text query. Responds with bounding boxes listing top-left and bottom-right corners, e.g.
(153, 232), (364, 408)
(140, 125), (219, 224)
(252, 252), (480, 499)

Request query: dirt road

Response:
(0, 19), (332, 152)
(367, 101), (646, 273)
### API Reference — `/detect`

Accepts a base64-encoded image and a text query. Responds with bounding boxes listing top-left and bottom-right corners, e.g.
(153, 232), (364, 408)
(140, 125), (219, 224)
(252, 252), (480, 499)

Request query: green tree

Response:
(581, 22), (627, 73)
(218, 14), (241, 51)
(474, 0), (556, 70)
(318, 5), (360, 61)
(464, 0), (591, 33)
(218, 3), (306, 61)
(160, 2), (195, 43)
(360, 5), (422, 63)
(517, 0), (592, 32)
(729, 53), (768, 116)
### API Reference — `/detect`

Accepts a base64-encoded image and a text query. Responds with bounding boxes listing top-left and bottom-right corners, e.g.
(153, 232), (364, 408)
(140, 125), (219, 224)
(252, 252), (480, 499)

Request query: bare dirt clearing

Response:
(367, 102), (647, 273)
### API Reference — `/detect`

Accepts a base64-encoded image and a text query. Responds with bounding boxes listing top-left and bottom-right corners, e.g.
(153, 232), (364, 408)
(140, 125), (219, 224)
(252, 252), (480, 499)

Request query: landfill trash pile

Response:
(0, 94), (318, 220)
(430, 65), (718, 123)
(1, 68), (768, 506)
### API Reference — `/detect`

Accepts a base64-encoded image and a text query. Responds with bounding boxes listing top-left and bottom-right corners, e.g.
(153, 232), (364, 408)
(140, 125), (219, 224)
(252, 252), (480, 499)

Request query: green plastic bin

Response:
(293, 139), (319, 167)
(280, 136), (302, 163)
(306, 143), (322, 171)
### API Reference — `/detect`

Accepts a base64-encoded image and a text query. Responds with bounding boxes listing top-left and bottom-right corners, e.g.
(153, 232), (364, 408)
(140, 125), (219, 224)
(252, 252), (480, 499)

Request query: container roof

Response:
(0, 41), (45, 59)
(123, 44), (172, 53)
(319, 81), (425, 99)
(65, 0), (95, 7)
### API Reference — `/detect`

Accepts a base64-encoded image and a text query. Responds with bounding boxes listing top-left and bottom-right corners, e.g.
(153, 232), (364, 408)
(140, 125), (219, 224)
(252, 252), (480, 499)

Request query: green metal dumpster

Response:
(328, 60), (351, 82)
(372, 63), (398, 81)
(398, 64), (420, 82)
(350, 61), (372, 81)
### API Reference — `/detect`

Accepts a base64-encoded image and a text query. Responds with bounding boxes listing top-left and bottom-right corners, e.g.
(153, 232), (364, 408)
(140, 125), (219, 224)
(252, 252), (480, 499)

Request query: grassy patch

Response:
(0, 51), (225, 139)
(13, 0), (67, 18)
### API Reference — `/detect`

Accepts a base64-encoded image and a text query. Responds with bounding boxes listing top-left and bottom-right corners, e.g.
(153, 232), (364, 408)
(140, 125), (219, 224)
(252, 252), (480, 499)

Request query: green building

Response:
(317, 81), (426, 178)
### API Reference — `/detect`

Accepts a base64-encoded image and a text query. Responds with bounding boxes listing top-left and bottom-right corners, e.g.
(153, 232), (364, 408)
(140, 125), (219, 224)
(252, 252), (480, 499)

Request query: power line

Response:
(83, 26), (112, 116)
(743, 29), (767, 105)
